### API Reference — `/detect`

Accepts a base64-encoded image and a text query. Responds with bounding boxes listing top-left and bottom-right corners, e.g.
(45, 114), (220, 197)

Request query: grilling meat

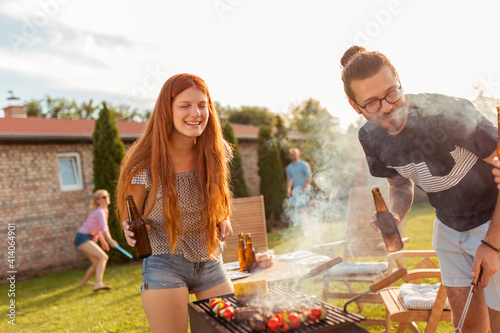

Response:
(248, 313), (267, 332)
(234, 307), (262, 321)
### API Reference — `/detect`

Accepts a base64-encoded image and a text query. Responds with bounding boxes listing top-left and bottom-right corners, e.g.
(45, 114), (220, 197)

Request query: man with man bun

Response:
(340, 45), (500, 331)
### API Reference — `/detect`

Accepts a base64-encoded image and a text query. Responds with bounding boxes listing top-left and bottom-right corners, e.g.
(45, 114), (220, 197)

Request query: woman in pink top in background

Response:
(74, 189), (118, 291)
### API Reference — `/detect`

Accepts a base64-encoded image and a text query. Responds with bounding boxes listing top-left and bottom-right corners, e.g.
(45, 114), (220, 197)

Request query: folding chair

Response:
(222, 195), (268, 263)
(380, 250), (451, 333)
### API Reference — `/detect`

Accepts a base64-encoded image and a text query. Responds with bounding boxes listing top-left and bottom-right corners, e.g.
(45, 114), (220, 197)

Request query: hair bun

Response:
(340, 45), (367, 68)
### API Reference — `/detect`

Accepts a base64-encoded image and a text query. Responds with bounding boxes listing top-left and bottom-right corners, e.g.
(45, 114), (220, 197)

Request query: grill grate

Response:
(189, 286), (365, 333)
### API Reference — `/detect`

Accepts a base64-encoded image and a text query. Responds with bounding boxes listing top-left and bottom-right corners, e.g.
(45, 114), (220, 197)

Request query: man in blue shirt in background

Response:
(286, 148), (312, 217)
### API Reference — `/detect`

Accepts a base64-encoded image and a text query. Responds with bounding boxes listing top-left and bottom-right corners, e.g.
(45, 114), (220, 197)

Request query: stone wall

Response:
(238, 140), (259, 196)
(0, 142), (94, 281)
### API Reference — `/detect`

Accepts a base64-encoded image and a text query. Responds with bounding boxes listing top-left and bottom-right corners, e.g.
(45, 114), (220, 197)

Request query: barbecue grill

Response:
(188, 286), (366, 333)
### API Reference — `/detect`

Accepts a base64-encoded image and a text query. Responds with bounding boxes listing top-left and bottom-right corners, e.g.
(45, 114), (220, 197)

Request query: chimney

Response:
(3, 91), (26, 118)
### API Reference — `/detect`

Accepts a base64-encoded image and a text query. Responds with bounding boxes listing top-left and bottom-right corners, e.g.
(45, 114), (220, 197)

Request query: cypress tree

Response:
(93, 102), (128, 263)
(257, 126), (286, 231)
(275, 115), (291, 175)
(222, 122), (250, 198)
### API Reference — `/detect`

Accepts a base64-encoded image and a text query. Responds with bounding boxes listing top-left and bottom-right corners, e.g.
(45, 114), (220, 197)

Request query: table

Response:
(230, 252), (343, 289)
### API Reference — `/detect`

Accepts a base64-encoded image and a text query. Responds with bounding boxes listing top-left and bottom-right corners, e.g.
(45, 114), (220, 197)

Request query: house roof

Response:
(0, 117), (299, 142)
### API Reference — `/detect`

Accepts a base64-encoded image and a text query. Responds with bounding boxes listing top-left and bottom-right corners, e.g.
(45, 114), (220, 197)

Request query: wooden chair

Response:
(222, 195), (268, 263)
(380, 250), (451, 333)
(311, 185), (409, 326)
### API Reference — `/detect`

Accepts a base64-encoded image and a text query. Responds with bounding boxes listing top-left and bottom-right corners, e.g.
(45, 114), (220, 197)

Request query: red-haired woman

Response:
(116, 73), (234, 333)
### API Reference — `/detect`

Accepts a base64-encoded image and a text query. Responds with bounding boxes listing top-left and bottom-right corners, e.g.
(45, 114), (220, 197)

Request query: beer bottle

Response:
(238, 233), (247, 271)
(371, 188), (404, 252)
(497, 106), (500, 157)
(245, 233), (257, 272)
(125, 195), (152, 258)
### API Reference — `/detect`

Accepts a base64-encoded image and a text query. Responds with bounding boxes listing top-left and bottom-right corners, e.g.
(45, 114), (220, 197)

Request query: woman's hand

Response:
(122, 219), (150, 247)
(217, 219), (233, 241)
(122, 219), (137, 247)
(100, 237), (110, 251)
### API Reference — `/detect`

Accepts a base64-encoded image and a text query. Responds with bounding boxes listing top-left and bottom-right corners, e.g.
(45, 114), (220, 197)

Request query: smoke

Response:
(279, 125), (360, 253)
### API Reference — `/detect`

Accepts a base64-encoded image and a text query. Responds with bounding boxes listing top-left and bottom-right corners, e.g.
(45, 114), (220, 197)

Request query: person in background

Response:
(116, 73), (234, 333)
(286, 148), (312, 215)
(74, 189), (118, 292)
(340, 45), (500, 332)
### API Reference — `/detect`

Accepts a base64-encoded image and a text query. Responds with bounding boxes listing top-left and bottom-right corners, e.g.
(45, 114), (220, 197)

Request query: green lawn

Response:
(0, 203), (453, 332)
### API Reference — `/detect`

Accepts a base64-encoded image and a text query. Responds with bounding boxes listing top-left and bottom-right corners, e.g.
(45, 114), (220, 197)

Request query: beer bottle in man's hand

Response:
(371, 188), (404, 252)
(125, 195), (152, 258)
(238, 233), (247, 271)
(245, 233), (257, 273)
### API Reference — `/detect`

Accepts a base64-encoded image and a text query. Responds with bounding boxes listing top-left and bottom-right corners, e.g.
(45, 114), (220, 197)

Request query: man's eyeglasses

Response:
(355, 82), (403, 114)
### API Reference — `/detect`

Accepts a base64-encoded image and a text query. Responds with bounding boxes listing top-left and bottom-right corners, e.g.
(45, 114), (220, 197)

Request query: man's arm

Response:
(303, 176), (312, 192)
(472, 152), (500, 288)
(286, 179), (293, 198)
(370, 175), (413, 232)
(387, 174), (414, 222)
(303, 162), (312, 191)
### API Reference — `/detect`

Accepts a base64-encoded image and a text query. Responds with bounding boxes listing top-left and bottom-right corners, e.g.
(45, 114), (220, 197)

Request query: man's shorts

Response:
(140, 253), (229, 294)
(433, 217), (500, 310)
(290, 187), (310, 210)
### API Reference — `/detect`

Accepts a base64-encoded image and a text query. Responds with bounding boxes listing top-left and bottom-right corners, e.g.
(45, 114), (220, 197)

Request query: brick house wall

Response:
(238, 140), (260, 196)
(1, 142), (94, 281)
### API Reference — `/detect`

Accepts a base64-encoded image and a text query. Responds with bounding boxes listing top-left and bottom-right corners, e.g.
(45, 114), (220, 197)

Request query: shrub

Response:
(223, 122), (250, 198)
(257, 126), (286, 231)
(93, 102), (129, 263)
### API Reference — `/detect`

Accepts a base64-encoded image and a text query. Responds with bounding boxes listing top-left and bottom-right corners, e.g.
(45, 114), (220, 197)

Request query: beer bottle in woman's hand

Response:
(125, 195), (152, 258)
(371, 188), (403, 252)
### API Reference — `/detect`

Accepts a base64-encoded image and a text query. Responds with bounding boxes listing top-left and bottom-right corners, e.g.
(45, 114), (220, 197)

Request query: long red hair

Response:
(116, 73), (232, 259)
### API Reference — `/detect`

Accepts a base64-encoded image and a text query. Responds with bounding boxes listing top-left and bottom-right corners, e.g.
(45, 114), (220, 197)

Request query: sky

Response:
(1, 0), (500, 129)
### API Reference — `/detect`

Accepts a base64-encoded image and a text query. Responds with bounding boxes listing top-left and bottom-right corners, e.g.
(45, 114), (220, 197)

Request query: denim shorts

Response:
(433, 217), (500, 310)
(140, 253), (230, 294)
(74, 232), (93, 248)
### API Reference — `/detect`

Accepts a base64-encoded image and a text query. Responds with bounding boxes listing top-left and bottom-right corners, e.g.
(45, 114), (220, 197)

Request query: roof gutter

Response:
(0, 133), (141, 142)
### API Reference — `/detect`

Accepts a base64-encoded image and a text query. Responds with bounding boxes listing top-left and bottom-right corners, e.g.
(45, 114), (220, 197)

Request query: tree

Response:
(288, 98), (341, 169)
(222, 122), (250, 198)
(225, 105), (274, 127)
(45, 96), (76, 119)
(25, 99), (44, 117)
(472, 86), (500, 124)
(93, 102), (127, 263)
(288, 98), (352, 221)
(108, 104), (142, 122)
(77, 99), (99, 119)
(22, 95), (151, 121)
(274, 114), (291, 173)
(257, 125), (286, 231)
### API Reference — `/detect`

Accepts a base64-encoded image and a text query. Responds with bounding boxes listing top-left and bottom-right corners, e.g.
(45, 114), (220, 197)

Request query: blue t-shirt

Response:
(359, 93), (497, 231)
(286, 160), (312, 190)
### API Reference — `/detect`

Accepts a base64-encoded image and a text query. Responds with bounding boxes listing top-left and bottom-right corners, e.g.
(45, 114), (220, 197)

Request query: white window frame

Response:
(57, 152), (84, 192)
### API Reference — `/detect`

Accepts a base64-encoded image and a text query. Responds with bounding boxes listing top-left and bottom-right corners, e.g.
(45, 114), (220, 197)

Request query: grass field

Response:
(0, 202), (454, 332)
